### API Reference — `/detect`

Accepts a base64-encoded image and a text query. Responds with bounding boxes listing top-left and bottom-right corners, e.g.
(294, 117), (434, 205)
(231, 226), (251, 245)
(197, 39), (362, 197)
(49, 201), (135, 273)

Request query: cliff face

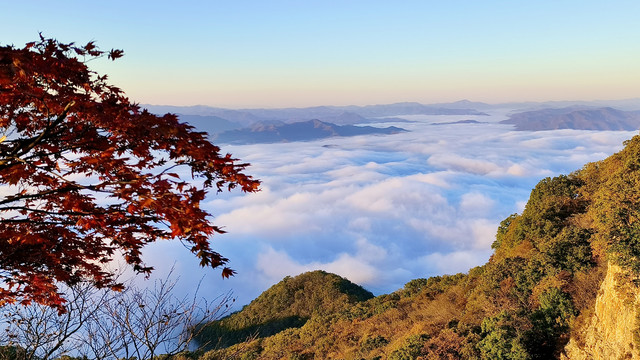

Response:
(563, 263), (640, 359)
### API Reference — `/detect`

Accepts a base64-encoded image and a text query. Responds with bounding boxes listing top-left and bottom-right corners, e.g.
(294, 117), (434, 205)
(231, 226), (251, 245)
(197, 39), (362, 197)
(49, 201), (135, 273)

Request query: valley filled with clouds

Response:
(142, 106), (637, 307)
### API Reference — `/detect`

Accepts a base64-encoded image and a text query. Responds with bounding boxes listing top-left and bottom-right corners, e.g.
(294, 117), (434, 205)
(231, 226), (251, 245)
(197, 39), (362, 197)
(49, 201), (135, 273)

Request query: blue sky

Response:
(3, 1), (640, 107)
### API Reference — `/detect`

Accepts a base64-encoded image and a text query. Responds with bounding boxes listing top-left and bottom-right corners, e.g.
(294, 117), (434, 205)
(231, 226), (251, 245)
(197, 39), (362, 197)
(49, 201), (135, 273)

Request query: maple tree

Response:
(0, 36), (259, 308)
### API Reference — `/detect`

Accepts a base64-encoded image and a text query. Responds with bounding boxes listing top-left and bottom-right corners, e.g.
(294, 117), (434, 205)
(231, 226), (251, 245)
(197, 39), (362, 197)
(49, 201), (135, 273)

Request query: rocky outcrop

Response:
(563, 263), (640, 359)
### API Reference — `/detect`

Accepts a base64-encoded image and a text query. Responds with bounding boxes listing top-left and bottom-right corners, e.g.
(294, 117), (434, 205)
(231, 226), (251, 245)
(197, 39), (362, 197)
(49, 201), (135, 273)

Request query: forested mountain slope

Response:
(197, 134), (640, 360)
(195, 271), (373, 350)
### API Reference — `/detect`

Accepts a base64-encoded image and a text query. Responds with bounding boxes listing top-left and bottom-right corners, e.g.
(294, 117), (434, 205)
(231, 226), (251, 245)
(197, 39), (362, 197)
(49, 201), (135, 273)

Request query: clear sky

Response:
(3, 1), (640, 108)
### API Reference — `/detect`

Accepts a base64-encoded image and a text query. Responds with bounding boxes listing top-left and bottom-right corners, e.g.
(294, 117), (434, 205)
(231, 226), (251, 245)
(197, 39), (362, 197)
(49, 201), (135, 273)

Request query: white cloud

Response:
(427, 153), (502, 175)
(348, 217), (372, 232)
(256, 244), (381, 287)
(136, 112), (634, 305)
(408, 171), (455, 188)
(506, 163), (530, 176)
(588, 131), (637, 145)
(460, 192), (494, 216)
(470, 219), (499, 249)
(420, 250), (492, 276)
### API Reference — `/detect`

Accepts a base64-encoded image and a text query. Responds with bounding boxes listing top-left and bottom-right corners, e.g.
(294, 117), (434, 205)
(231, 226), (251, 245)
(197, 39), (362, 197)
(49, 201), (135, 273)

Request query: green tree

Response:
(477, 312), (528, 360)
(525, 288), (576, 359)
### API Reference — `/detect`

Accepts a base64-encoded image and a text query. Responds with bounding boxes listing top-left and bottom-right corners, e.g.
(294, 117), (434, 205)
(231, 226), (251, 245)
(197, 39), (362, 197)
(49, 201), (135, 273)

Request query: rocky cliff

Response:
(563, 263), (640, 359)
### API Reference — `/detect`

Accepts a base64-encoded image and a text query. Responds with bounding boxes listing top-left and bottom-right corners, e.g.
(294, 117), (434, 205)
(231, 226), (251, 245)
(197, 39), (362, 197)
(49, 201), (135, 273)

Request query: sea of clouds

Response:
(142, 108), (637, 308)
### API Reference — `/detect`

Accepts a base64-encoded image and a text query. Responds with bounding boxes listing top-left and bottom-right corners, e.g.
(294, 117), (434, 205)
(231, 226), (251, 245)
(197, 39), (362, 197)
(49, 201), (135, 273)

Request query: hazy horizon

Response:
(140, 97), (640, 112)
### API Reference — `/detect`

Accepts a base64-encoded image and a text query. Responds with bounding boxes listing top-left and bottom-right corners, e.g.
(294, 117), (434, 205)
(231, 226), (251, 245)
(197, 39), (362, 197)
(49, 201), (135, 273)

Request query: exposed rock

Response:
(563, 263), (640, 359)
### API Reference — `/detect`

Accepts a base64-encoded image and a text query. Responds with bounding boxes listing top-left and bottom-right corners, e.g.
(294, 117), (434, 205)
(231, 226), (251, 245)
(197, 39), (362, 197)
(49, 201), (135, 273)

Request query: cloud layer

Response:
(141, 112), (636, 306)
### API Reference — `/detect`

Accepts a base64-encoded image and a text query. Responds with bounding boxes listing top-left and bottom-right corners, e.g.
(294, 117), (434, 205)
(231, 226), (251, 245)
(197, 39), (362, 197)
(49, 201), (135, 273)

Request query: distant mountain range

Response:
(213, 119), (407, 145)
(431, 98), (640, 112)
(177, 114), (243, 134)
(145, 102), (489, 128)
(144, 98), (640, 126)
(430, 119), (486, 126)
(501, 107), (640, 131)
(143, 99), (640, 139)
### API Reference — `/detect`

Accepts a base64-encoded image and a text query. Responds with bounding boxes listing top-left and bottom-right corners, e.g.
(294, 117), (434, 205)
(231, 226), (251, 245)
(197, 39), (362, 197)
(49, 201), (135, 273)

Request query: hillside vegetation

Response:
(194, 133), (640, 360)
(195, 271), (374, 349)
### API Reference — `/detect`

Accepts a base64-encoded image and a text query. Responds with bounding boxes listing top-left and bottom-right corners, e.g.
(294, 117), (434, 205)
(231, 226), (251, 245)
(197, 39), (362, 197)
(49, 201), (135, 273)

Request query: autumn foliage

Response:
(0, 36), (259, 308)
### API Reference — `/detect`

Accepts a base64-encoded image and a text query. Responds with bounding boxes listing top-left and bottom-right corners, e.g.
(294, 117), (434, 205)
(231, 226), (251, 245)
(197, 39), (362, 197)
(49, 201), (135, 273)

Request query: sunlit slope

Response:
(196, 270), (373, 349)
(199, 134), (640, 360)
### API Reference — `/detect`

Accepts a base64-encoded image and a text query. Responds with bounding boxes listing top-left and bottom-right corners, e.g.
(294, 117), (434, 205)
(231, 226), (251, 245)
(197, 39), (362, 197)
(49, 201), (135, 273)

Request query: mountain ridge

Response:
(213, 119), (407, 144)
(501, 107), (640, 131)
(195, 270), (373, 349)
(144, 98), (640, 121)
(144, 101), (488, 127)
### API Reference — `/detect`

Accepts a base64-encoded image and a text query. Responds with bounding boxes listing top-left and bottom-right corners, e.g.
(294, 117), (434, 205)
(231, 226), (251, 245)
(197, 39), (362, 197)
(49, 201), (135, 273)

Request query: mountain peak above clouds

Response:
(429, 99), (494, 110)
(501, 107), (640, 131)
(144, 102), (488, 127)
(213, 119), (407, 145)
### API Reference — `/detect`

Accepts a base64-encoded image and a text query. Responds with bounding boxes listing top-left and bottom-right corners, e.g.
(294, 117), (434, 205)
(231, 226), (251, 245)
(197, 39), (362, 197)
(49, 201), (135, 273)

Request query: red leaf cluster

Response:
(0, 36), (260, 309)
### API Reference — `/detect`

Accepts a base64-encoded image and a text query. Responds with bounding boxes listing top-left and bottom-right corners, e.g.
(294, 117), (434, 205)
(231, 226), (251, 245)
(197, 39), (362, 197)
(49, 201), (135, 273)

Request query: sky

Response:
(3, 2), (640, 307)
(3, 1), (640, 108)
